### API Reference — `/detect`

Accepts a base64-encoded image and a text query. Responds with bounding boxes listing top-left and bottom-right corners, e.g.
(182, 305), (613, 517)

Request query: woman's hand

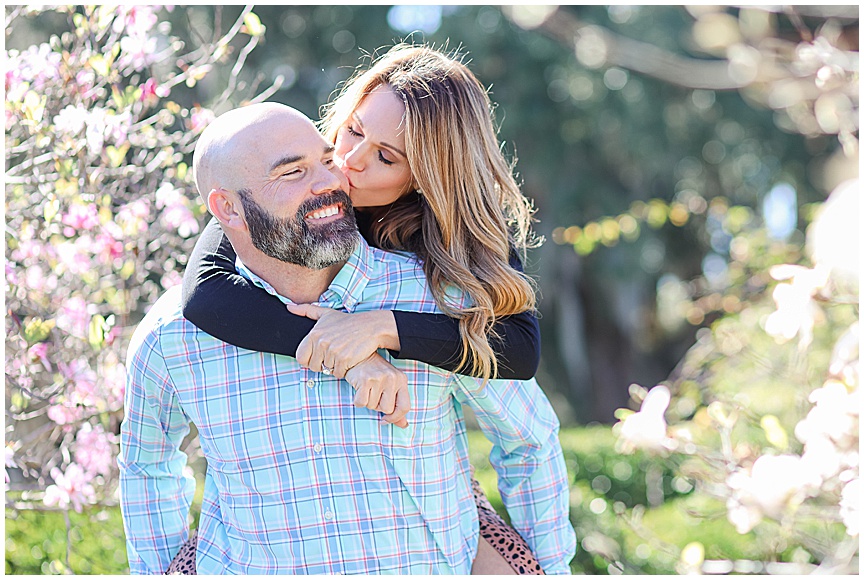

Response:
(343, 353), (410, 428)
(288, 304), (401, 379)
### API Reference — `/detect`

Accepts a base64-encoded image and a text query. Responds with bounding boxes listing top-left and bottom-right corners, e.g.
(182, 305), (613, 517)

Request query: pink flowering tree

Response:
(5, 4), (273, 529)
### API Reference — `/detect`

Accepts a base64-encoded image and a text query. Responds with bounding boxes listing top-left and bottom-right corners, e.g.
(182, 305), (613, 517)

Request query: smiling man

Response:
(119, 103), (574, 575)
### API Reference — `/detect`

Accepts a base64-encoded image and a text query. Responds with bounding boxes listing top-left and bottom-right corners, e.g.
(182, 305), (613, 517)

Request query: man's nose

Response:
(311, 162), (348, 194)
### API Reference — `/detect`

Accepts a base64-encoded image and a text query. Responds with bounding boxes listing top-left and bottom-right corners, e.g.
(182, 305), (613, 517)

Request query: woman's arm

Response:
(392, 250), (541, 381)
(182, 218), (541, 379)
(181, 217), (315, 355)
(392, 309), (540, 380)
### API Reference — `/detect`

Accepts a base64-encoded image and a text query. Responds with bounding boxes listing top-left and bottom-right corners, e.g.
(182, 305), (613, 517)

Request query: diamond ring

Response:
(321, 365), (333, 376)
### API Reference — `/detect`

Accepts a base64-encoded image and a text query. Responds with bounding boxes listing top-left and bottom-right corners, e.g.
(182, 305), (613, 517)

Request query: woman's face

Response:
(333, 84), (414, 209)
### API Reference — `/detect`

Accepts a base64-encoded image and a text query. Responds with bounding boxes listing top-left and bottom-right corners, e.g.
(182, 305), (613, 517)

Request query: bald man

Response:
(119, 103), (574, 575)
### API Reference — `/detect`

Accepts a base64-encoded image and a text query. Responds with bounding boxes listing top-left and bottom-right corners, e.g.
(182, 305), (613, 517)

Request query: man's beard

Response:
(239, 189), (358, 269)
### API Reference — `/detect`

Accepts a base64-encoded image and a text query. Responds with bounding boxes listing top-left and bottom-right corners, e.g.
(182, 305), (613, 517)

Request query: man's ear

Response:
(208, 188), (247, 232)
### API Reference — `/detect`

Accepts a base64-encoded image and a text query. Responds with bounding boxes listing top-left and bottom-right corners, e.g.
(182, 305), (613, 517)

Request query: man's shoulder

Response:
(364, 245), (428, 287)
(126, 286), (193, 362)
(357, 244), (470, 313)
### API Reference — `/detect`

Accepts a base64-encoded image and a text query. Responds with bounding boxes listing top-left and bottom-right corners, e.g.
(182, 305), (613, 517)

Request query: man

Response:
(119, 103), (575, 574)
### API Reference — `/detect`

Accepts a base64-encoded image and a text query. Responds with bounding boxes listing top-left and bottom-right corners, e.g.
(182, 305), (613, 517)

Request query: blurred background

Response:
(5, 4), (859, 575)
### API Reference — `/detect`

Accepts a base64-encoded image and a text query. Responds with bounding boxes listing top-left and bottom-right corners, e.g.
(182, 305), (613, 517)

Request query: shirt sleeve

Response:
(391, 309), (540, 380)
(453, 376), (576, 574)
(119, 329), (196, 575)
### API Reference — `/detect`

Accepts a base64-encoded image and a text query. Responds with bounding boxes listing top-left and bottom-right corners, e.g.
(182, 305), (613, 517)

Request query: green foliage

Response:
(5, 507), (128, 575)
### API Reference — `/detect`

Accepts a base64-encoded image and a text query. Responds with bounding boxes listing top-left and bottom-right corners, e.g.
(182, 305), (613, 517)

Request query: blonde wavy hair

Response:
(319, 44), (541, 380)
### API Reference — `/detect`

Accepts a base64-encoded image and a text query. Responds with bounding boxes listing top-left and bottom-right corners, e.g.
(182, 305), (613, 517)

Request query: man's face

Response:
(239, 188), (357, 269)
(232, 111), (358, 268)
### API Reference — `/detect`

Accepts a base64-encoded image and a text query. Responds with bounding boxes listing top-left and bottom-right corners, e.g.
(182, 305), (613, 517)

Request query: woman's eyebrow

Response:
(353, 113), (406, 158)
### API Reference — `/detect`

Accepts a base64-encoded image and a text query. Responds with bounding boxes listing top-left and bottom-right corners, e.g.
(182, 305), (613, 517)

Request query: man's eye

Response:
(282, 168), (301, 177)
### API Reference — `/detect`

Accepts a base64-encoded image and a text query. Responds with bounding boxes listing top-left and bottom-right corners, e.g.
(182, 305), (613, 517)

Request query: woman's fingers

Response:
(382, 388), (410, 429)
(296, 335), (316, 369)
(286, 303), (329, 320)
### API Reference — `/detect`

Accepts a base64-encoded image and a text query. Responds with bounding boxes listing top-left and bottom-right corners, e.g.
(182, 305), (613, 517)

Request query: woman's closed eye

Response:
(346, 124), (395, 166)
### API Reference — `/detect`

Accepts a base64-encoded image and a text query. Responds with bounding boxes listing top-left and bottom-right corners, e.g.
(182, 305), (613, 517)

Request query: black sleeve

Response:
(181, 217), (315, 355)
(182, 219), (541, 378)
(391, 250), (541, 380)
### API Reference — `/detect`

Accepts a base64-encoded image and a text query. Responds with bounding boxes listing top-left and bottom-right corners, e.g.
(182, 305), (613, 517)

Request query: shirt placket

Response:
(305, 297), (339, 549)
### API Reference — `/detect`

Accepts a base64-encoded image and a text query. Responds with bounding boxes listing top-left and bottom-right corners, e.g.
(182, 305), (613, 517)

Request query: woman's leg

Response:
(165, 530), (198, 575)
(470, 470), (545, 575)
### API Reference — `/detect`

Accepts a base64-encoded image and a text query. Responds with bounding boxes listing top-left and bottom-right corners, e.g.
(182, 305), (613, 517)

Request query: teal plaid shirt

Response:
(119, 236), (576, 574)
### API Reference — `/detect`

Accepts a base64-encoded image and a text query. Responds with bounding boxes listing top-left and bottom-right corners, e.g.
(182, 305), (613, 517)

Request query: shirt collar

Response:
(235, 233), (372, 312)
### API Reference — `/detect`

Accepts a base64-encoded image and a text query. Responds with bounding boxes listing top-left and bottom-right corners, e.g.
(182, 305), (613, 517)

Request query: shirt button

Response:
(344, 297), (355, 309)
(324, 510), (334, 520)
(313, 443), (323, 453)
(306, 379), (315, 389)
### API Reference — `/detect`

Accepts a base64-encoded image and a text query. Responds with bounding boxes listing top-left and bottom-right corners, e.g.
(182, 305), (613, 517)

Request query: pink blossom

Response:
(43, 463), (96, 512)
(114, 5), (159, 39)
(93, 233), (124, 264)
(74, 423), (116, 477)
(118, 34), (158, 71)
(57, 296), (92, 338)
(161, 269), (183, 289)
(55, 236), (93, 275)
(156, 182), (200, 238)
(46, 402), (86, 426)
(27, 343), (52, 372)
(99, 358), (126, 412)
(25, 265), (49, 293)
(5, 261), (18, 287)
(116, 198), (151, 236)
(11, 238), (50, 262)
(5, 43), (62, 92)
(190, 106), (215, 133)
(61, 203), (100, 232)
(162, 204), (200, 238)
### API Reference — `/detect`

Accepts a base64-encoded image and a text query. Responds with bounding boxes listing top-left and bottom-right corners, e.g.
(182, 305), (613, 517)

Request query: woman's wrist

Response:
(370, 310), (401, 352)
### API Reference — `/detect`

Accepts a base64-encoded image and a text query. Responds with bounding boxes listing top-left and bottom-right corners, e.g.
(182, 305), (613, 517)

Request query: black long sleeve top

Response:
(180, 217), (541, 379)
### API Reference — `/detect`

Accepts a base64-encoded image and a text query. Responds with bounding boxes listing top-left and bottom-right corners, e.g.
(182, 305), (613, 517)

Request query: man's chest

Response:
(161, 341), (460, 481)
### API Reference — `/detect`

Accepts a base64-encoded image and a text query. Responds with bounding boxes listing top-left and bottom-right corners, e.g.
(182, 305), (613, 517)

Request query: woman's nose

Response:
(341, 143), (365, 172)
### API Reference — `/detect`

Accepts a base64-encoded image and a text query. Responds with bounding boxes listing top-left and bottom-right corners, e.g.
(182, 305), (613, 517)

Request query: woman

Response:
(175, 44), (548, 575)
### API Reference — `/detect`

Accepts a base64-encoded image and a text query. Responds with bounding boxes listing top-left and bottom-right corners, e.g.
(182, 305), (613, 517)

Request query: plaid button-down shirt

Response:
(120, 236), (576, 574)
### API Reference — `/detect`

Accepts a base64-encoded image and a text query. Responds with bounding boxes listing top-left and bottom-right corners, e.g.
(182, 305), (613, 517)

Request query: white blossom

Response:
(795, 380), (859, 452)
(726, 454), (818, 533)
(617, 385), (671, 453)
(839, 478), (859, 536)
(763, 264), (829, 349)
(807, 178), (860, 283)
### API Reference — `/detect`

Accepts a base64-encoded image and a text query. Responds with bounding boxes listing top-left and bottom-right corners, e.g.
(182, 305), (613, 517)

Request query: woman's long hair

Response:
(319, 44), (541, 381)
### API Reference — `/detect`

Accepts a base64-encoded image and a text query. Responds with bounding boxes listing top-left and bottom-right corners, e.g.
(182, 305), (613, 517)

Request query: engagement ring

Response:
(321, 365), (333, 375)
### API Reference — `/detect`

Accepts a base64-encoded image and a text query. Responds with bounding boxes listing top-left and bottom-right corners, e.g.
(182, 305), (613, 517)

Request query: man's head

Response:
(192, 103), (357, 269)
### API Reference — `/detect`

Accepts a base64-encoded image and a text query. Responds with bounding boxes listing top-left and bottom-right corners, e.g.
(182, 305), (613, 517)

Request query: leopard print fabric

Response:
(471, 475), (546, 575)
(165, 530), (198, 575)
(165, 474), (545, 575)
